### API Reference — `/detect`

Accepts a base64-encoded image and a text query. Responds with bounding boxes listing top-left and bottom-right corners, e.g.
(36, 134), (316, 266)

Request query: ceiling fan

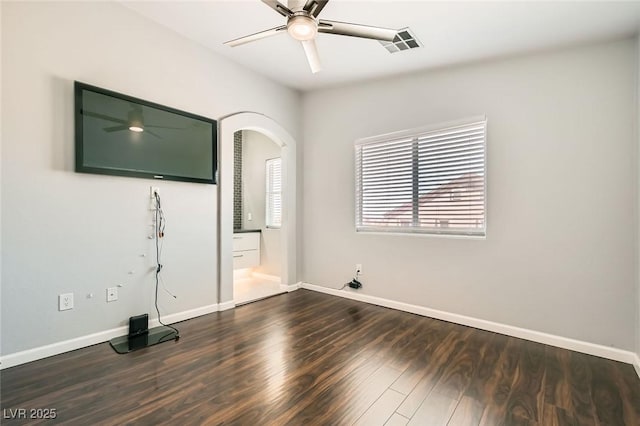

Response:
(224, 0), (399, 73)
(83, 105), (183, 139)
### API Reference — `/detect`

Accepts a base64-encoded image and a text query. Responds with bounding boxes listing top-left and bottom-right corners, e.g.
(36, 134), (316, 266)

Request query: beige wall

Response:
(636, 34), (640, 362)
(302, 38), (637, 350)
(1, 2), (300, 355)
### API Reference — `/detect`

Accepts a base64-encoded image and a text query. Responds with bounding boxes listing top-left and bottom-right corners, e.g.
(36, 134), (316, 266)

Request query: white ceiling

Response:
(122, 1), (640, 91)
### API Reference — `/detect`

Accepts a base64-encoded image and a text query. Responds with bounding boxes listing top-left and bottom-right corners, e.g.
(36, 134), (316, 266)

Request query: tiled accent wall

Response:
(233, 131), (243, 230)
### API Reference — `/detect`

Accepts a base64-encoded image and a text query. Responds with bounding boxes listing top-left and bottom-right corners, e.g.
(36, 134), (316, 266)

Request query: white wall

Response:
(636, 34), (640, 362)
(302, 38), (637, 350)
(241, 130), (282, 276)
(1, 2), (300, 356)
(0, 0), (4, 360)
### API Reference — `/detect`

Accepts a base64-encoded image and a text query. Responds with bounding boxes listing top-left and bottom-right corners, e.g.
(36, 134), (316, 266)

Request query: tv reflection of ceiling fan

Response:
(224, 0), (399, 73)
(82, 104), (183, 139)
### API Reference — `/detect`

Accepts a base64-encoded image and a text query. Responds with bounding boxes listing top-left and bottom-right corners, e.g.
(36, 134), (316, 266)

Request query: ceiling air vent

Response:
(380, 28), (422, 53)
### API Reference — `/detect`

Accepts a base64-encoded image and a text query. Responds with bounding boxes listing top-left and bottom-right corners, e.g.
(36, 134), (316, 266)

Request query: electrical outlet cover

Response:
(107, 287), (118, 302)
(59, 293), (74, 311)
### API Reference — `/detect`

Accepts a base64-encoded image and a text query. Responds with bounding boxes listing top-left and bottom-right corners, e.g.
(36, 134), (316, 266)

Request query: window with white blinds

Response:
(355, 118), (486, 236)
(266, 157), (282, 228)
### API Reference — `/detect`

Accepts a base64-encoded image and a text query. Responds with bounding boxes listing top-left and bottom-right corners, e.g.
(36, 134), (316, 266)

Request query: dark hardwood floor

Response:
(1, 289), (639, 425)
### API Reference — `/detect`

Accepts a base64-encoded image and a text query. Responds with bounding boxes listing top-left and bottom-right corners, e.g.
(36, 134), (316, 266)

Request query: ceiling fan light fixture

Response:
(287, 14), (317, 41)
(128, 109), (145, 132)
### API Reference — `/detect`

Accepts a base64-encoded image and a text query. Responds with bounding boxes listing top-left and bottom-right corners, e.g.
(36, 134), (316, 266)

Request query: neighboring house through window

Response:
(355, 117), (486, 236)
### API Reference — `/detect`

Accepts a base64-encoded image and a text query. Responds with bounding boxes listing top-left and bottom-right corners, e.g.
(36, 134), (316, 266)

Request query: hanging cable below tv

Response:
(110, 189), (179, 354)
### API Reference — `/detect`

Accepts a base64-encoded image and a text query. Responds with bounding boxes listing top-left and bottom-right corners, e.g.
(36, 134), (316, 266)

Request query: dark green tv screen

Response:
(75, 82), (217, 184)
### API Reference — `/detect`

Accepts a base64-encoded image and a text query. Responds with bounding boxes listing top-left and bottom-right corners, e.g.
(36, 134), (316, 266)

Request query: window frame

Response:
(354, 116), (487, 238)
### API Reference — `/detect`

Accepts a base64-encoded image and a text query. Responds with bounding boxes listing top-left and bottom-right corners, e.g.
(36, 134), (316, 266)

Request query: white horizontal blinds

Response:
(417, 122), (485, 235)
(356, 138), (414, 228)
(355, 119), (486, 236)
(266, 157), (282, 228)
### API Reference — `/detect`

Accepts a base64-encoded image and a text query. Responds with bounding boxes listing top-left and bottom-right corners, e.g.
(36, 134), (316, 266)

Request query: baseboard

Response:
(5, 287), (636, 375)
(218, 300), (236, 311)
(0, 326), (128, 370)
(280, 282), (301, 292)
(0, 302), (220, 370)
(154, 303), (219, 326)
(252, 272), (280, 282)
(300, 283), (638, 366)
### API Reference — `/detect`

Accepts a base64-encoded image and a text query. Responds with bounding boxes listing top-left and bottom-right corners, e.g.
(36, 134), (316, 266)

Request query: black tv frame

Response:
(75, 81), (217, 184)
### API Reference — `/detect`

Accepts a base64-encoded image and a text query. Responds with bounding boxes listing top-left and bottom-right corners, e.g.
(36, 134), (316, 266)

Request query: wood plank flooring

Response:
(1, 289), (639, 425)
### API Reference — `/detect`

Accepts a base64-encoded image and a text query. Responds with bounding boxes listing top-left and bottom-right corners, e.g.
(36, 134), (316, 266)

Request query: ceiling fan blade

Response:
(103, 125), (128, 132)
(261, 0), (293, 17)
(224, 25), (287, 47)
(103, 124), (162, 138)
(83, 110), (126, 124)
(146, 130), (162, 139)
(303, 0), (329, 17)
(146, 124), (185, 130)
(318, 20), (397, 41)
(301, 39), (322, 74)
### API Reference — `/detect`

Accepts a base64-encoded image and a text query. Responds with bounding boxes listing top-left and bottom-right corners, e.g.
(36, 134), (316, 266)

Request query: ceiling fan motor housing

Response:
(287, 12), (318, 41)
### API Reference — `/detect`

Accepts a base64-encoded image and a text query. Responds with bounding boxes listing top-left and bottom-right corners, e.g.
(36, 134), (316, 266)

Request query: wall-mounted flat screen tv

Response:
(75, 81), (217, 184)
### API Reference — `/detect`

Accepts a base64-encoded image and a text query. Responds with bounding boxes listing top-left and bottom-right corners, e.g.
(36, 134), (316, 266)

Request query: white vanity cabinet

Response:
(232, 232), (260, 269)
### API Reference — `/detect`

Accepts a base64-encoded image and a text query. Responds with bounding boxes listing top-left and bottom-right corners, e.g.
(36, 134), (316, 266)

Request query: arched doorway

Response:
(218, 112), (297, 308)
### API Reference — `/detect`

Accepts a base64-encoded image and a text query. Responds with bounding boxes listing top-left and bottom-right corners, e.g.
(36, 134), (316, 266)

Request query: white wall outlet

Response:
(356, 264), (362, 276)
(107, 287), (118, 302)
(247, 212), (252, 221)
(59, 293), (74, 311)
